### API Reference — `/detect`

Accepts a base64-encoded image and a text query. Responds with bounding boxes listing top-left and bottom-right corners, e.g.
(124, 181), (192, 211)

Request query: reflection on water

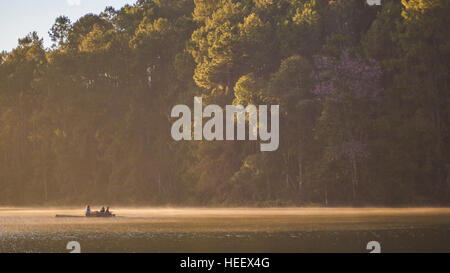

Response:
(0, 208), (449, 252)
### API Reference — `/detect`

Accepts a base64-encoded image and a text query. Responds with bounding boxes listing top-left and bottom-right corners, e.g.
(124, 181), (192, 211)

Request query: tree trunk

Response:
(351, 155), (357, 202)
(157, 173), (161, 195)
(43, 176), (48, 202)
(446, 168), (449, 201)
(298, 153), (303, 195)
(283, 151), (290, 189)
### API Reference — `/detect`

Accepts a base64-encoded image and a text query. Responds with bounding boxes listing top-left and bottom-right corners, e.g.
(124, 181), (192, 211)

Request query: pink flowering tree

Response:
(312, 50), (382, 101)
(312, 50), (382, 202)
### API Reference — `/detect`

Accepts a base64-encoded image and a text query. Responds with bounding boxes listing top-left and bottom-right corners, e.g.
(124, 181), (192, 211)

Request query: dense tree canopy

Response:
(0, 0), (448, 206)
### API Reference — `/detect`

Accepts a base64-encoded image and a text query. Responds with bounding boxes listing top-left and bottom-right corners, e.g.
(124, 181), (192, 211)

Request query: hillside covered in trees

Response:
(0, 0), (448, 206)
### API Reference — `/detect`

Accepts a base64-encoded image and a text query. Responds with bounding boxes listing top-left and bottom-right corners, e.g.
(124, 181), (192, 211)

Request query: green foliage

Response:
(0, 0), (448, 206)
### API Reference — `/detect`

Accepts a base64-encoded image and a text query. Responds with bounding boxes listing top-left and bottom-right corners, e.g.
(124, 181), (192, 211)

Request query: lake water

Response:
(0, 207), (449, 253)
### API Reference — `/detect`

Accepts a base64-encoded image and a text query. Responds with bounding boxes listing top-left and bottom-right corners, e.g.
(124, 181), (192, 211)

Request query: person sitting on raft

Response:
(100, 206), (105, 214)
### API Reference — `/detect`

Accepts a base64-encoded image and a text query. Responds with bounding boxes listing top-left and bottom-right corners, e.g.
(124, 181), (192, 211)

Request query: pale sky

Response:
(0, 0), (137, 52)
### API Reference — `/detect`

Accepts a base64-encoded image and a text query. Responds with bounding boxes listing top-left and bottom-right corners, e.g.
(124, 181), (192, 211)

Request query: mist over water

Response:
(0, 207), (449, 253)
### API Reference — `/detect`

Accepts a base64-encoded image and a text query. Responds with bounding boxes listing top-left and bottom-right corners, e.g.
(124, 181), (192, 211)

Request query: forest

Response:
(0, 0), (448, 206)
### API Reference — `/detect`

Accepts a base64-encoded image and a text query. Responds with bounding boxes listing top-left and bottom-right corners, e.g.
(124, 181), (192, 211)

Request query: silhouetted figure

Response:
(100, 206), (105, 214)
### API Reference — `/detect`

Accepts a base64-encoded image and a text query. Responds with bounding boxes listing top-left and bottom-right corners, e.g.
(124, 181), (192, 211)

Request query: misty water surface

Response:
(0, 208), (449, 252)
